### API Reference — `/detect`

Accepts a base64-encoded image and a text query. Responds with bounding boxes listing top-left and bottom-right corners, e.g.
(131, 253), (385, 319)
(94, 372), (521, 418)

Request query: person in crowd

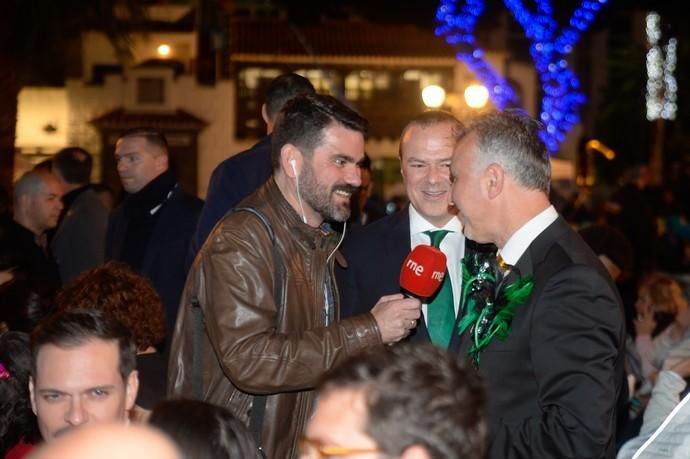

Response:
(449, 110), (625, 458)
(91, 183), (116, 210)
(303, 343), (486, 459)
(347, 154), (385, 228)
(0, 332), (40, 459)
(28, 423), (181, 459)
(106, 127), (202, 343)
(634, 274), (690, 390)
(56, 262), (167, 409)
(29, 308), (139, 441)
(188, 73), (315, 267)
(169, 94), (421, 458)
(0, 170), (63, 297)
(149, 400), (262, 459)
(617, 356), (690, 459)
(338, 110), (470, 350)
(51, 147), (109, 284)
(0, 279), (51, 334)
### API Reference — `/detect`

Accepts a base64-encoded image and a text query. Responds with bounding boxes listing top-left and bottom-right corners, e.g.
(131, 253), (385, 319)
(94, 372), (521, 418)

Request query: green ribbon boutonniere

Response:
(457, 251), (534, 367)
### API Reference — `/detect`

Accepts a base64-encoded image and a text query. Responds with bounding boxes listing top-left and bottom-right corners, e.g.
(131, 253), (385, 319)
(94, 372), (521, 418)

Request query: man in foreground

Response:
(169, 94), (421, 458)
(303, 343), (486, 459)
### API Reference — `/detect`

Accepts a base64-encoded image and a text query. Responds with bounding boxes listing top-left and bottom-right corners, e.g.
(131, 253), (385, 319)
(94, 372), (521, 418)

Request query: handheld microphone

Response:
(399, 245), (447, 298)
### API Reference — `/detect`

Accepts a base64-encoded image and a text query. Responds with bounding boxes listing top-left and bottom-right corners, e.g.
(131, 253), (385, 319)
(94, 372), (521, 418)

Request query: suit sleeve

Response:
(491, 265), (623, 459)
(199, 220), (382, 394)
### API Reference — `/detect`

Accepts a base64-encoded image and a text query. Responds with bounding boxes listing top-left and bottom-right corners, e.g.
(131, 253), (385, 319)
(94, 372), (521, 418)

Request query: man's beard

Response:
(299, 162), (357, 223)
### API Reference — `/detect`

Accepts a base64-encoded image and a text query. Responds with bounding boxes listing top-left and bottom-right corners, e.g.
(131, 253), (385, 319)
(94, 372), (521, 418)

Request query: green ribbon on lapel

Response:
(457, 253), (534, 367)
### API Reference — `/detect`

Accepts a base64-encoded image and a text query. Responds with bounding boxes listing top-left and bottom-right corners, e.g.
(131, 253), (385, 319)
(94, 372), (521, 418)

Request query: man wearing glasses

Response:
(301, 343), (486, 459)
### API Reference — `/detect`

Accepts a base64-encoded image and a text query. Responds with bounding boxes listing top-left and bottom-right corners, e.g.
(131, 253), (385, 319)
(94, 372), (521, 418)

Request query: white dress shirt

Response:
(408, 205), (465, 325)
(498, 205), (558, 266)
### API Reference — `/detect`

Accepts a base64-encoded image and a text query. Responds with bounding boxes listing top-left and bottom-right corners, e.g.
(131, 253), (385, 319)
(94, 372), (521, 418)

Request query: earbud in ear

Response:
(289, 159), (298, 178)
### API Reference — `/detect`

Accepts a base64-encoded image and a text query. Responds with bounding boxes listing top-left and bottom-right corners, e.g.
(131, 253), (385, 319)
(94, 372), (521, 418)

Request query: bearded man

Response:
(168, 94), (421, 459)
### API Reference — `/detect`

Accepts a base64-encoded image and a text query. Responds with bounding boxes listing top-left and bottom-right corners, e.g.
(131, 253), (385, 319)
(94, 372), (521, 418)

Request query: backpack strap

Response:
(190, 207), (284, 454)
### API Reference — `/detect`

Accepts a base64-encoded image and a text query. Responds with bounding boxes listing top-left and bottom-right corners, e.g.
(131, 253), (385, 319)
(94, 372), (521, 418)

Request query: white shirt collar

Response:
(499, 205), (558, 265)
(408, 204), (462, 235)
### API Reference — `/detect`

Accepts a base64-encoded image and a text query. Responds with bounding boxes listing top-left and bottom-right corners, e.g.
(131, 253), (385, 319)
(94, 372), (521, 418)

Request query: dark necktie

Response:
(423, 230), (455, 349)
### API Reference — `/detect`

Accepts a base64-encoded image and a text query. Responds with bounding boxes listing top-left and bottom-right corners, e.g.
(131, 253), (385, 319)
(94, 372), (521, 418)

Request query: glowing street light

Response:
(157, 44), (172, 57)
(464, 83), (489, 109)
(422, 85), (446, 108)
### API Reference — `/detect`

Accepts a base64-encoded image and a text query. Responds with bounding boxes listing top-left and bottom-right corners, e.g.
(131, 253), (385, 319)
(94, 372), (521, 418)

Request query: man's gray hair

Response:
(456, 110), (551, 193)
(13, 170), (50, 204)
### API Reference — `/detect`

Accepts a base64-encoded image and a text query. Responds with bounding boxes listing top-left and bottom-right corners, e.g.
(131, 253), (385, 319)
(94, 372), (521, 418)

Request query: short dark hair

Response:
(271, 94), (368, 171)
(456, 110), (551, 193)
(149, 400), (262, 459)
(52, 147), (93, 185)
(118, 127), (169, 155)
(399, 110), (464, 158)
(264, 73), (316, 121)
(319, 343), (486, 459)
(56, 262), (166, 351)
(31, 308), (136, 383)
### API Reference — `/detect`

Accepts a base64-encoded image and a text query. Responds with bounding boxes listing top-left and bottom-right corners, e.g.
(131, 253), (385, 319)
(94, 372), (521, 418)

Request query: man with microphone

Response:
(338, 110), (469, 350)
(168, 94), (421, 459)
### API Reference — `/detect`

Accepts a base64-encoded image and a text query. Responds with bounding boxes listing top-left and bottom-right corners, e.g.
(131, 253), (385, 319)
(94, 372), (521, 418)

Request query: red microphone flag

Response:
(399, 245), (447, 298)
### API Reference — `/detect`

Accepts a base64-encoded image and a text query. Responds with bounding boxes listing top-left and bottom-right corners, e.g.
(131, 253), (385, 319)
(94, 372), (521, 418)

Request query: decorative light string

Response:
(645, 12), (677, 121)
(435, 0), (608, 153)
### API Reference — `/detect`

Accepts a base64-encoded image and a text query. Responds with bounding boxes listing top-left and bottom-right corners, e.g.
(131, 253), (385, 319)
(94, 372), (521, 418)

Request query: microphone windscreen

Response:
(400, 245), (447, 298)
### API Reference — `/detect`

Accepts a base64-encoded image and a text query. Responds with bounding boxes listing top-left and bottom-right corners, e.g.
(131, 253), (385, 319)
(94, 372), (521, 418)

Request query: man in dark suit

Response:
(106, 127), (202, 345)
(338, 110), (467, 349)
(187, 73), (315, 267)
(449, 110), (625, 458)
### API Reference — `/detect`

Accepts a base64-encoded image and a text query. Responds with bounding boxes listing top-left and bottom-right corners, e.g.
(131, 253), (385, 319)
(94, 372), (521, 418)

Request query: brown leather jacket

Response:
(168, 179), (382, 458)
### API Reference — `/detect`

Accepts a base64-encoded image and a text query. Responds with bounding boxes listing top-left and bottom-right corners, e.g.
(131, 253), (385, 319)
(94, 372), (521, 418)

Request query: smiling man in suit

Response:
(449, 110), (625, 459)
(337, 110), (467, 350)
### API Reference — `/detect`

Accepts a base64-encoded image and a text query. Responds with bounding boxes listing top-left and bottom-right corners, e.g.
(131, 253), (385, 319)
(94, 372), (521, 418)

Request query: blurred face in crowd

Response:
(302, 387), (380, 459)
(115, 136), (168, 193)
(400, 122), (456, 227)
(298, 123), (364, 223)
(30, 338), (138, 440)
(23, 174), (63, 235)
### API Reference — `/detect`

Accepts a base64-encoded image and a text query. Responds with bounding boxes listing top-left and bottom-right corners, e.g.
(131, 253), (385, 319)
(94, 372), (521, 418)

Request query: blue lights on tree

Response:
(435, 0), (607, 153)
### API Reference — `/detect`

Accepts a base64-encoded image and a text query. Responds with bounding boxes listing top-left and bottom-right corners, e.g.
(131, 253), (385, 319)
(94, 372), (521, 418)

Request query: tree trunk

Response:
(0, 56), (21, 197)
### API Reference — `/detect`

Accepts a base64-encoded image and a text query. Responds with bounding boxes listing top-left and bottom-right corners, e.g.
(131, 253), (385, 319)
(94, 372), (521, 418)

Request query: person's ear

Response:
(281, 144), (302, 179)
(261, 103), (270, 125)
(124, 370), (139, 411)
(484, 163), (504, 200)
(29, 376), (38, 415)
(400, 444), (433, 459)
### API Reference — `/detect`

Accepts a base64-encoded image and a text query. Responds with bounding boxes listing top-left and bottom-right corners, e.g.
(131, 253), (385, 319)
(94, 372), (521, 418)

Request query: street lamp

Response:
(464, 83), (489, 109)
(157, 44), (172, 57)
(421, 85), (446, 109)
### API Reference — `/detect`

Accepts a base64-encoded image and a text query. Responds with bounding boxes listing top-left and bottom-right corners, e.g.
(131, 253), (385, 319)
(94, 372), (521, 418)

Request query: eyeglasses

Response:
(299, 435), (380, 458)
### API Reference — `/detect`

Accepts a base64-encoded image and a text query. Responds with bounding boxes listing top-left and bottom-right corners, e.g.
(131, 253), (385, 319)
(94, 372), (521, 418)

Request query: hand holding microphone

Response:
(370, 245), (448, 344)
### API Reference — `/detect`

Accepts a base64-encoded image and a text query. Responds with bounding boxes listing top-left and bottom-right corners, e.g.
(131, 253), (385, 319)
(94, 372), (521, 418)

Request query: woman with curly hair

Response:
(56, 262), (167, 409)
(0, 332), (41, 459)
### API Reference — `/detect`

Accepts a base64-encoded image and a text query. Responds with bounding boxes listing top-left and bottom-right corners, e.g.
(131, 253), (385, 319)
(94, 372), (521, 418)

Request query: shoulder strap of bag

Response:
(190, 207), (284, 454)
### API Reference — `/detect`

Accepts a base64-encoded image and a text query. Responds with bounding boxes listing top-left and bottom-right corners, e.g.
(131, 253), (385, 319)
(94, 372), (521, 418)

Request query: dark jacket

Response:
(456, 216), (625, 459)
(337, 206), (474, 349)
(168, 179), (382, 459)
(51, 187), (109, 284)
(188, 135), (272, 268)
(106, 178), (202, 340)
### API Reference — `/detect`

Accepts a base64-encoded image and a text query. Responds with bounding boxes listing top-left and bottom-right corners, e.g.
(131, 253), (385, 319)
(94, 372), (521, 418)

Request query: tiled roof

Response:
(230, 18), (457, 61)
(90, 108), (207, 130)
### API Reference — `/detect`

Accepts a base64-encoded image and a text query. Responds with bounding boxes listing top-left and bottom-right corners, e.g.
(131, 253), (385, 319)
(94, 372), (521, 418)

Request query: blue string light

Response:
(435, 0), (608, 153)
